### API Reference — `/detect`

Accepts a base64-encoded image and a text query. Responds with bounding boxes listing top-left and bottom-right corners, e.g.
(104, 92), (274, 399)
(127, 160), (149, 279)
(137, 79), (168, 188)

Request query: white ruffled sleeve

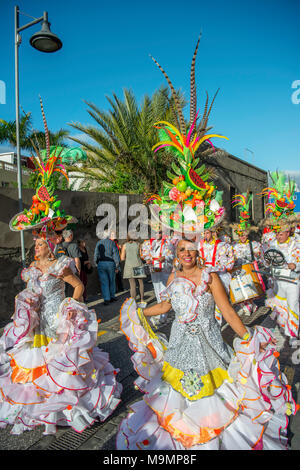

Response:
(119, 298), (168, 392)
(53, 256), (76, 277)
(159, 281), (173, 303)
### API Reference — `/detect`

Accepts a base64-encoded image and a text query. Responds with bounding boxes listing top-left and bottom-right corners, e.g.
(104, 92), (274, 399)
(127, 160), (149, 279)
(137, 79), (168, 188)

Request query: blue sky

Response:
(1, 0), (299, 177)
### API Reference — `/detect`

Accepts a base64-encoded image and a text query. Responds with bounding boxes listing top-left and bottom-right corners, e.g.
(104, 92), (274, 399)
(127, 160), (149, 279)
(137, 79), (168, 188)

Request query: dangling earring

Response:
(197, 256), (205, 268)
(173, 257), (183, 271)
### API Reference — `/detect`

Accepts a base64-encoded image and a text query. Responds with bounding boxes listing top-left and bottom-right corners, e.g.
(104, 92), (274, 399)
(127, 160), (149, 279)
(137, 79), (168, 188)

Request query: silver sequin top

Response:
(160, 272), (233, 378)
(22, 256), (73, 339)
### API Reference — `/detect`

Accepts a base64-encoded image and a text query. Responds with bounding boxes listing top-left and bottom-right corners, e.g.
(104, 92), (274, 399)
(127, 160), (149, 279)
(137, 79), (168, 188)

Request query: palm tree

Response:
(0, 112), (34, 152)
(0, 112), (70, 153)
(0, 111), (71, 191)
(67, 87), (186, 194)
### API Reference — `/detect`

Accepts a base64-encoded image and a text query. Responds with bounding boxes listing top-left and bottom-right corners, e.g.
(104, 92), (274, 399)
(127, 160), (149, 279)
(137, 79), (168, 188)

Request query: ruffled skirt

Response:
(117, 298), (297, 450)
(0, 289), (122, 435)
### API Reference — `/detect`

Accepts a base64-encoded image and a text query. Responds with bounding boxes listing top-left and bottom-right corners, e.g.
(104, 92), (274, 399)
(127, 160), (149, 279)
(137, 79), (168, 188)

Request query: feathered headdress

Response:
(9, 98), (77, 232)
(258, 171), (299, 231)
(147, 35), (229, 234)
(230, 191), (258, 233)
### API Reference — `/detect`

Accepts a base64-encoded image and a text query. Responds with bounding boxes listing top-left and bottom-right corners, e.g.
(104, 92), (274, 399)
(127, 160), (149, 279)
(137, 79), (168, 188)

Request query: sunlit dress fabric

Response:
(0, 256), (122, 435)
(231, 240), (264, 317)
(264, 237), (300, 338)
(117, 270), (297, 450)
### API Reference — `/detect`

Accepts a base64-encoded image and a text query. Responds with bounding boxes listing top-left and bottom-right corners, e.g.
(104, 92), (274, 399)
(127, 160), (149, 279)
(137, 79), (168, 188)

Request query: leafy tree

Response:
(67, 87), (186, 194)
(1, 112), (71, 190)
(0, 112), (69, 153)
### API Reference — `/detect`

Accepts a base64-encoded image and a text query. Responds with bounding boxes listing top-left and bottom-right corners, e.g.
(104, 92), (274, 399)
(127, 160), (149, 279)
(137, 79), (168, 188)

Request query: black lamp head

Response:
(29, 18), (62, 53)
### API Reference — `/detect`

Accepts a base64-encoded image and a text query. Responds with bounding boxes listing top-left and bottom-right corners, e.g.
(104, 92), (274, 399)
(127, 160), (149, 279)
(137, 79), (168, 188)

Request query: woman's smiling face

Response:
(177, 239), (198, 268)
(35, 238), (50, 259)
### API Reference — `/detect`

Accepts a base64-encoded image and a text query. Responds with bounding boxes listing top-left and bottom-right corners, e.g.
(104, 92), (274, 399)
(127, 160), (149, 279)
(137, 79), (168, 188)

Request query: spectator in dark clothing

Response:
(53, 231), (67, 258)
(110, 231), (124, 292)
(62, 229), (81, 274)
(62, 229), (82, 298)
(94, 231), (120, 305)
(77, 239), (92, 302)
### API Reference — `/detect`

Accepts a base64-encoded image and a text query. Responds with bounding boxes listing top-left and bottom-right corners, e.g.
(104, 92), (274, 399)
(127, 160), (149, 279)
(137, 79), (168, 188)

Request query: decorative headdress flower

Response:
(146, 35), (229, 234)
(32, 226), (56, 254)
(230, 191), (258, 234)
(258, 171), (299, 231)
(9, 98), (77, 232)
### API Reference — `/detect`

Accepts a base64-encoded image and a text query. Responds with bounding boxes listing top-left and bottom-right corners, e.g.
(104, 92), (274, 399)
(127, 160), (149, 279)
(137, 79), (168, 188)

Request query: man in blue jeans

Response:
(94, 231), (121, 305)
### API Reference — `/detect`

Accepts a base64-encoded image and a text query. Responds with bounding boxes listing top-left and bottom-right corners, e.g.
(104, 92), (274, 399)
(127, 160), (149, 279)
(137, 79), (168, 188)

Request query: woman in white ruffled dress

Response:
(0, 235), (122, 435)
(117, 239), (298, 450)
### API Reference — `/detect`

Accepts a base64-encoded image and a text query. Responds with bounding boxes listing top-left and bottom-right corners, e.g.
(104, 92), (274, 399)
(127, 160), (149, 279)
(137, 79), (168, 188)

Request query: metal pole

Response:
(14, 5), (26, 266)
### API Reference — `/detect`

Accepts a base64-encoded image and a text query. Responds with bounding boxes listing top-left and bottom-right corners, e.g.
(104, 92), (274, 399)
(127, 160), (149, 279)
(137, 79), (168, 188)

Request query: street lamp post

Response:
(14, 5), (62, 266)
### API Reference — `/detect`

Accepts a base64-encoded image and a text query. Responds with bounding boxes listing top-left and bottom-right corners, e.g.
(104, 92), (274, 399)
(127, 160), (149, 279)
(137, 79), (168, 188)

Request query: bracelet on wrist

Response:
(242, 332), (250, 341)
(242, 327), (253, 341)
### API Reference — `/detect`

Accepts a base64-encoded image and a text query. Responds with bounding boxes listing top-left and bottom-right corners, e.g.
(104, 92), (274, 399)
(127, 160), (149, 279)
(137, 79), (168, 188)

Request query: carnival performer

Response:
(230, 192), (265, 318)
(213, 227), (232, 244)
(265, 226), (300, 340)
(199, 228), (235, 325)
(259, 171), (300, 340)
(0, 100), (122, 435)
(140, 238), (151, 263)
(118, 38), (298, 450)
(290, 225), (300, 241)
(261, 226), (276, 252)
(144, 226), (175, 326)
(118, 238), (297, 450)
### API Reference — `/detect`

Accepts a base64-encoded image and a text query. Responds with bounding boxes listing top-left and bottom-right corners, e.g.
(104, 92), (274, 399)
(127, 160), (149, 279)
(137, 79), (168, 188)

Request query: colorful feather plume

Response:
(10, 99), (72, 232)
(30, 98), (69, 192)
(231, 191), (253, 232)
(146, 36), (229, 233)
(258, 171), (297, 228)
(152, 119), (228, 160)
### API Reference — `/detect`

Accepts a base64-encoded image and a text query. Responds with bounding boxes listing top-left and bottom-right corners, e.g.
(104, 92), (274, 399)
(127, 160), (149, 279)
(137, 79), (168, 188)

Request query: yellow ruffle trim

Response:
(137, 308), (167, 352)
(162, 361), (233, 401)
(32, 334), (51, 348)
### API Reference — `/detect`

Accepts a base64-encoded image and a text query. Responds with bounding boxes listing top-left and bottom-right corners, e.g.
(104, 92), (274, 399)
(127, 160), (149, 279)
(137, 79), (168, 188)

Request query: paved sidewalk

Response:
(1, 289), (300, 450)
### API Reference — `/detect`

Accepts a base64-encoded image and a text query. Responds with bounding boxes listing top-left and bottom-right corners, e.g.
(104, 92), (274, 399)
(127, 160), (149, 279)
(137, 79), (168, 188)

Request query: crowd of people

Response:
(0, 46), (300, 451)
(65, 218), (299, 345)
(44, 218), (300, 361)
(1, 183), (300, 450)
(1, 211), (299, 447)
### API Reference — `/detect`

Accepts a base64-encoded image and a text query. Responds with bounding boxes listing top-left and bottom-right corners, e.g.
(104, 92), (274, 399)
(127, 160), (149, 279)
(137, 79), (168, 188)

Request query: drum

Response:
(229, 263), (265, 305)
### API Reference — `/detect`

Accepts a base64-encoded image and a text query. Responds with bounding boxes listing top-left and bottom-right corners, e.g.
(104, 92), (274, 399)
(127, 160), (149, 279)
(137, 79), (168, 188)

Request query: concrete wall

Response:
(0, 165), (31, 188)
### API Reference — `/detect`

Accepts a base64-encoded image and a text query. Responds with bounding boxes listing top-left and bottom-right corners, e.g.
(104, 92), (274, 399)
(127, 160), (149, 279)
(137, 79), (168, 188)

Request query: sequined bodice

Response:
(161, 274), (233, 376)
(39, 274), (65, 338)
(22, 257), (71, 339)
